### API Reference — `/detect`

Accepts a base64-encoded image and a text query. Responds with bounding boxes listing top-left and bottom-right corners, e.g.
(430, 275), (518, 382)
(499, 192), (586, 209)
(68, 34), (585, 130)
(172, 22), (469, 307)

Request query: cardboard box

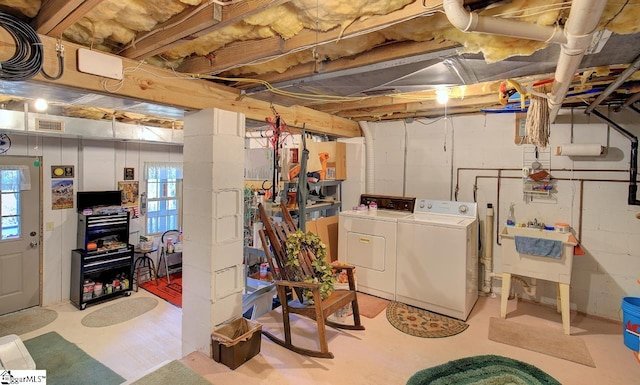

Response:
(306, 141), (346, 180)
(306, 216), (338, 262)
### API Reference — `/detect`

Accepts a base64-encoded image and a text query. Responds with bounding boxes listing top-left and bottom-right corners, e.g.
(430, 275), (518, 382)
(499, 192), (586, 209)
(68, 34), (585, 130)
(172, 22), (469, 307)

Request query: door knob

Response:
(29, 241), (39, 248)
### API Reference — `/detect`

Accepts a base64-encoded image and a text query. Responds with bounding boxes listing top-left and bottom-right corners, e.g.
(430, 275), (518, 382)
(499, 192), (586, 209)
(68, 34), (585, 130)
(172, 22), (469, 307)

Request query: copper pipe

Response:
(579, 180), (584, 240)
(474, 175), (635, 248)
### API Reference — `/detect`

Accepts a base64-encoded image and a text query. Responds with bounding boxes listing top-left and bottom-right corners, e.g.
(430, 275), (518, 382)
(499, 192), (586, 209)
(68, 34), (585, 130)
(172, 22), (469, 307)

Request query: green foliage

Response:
(285, 230), (335, 304)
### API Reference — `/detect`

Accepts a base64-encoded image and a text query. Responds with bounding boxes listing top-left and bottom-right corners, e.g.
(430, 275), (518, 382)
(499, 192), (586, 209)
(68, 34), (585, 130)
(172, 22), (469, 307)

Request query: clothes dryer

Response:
(338, 195), (415, 300)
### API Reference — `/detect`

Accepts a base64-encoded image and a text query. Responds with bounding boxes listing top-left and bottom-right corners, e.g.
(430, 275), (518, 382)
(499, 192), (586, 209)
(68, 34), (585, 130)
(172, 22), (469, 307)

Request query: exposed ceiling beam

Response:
(34, 0), (106, 37)
(120, 0), (293, 60)
(0, 32), (360, 137)
(313, 81), (502, 116)
(178, 0), (441, 74)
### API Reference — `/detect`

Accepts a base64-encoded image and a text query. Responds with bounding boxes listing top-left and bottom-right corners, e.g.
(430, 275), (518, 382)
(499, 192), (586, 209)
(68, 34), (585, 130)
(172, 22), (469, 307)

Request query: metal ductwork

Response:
(443, 0), (608, 122)
(358, 121), (375, 193)
(0, 110), (183, 144)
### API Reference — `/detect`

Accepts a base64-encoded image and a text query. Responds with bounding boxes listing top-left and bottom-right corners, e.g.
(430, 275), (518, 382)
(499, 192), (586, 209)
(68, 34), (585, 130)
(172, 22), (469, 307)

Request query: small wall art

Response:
(51, 179), (74, 210)
(124, 167), (135, 180)
(51, 165), (74, 178)
(118, 181), (139, 208)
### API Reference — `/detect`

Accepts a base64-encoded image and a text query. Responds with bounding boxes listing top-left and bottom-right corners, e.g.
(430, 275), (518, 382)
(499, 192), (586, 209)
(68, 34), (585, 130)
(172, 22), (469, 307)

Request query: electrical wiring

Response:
(490, 2), (572, 19)
(415, 116), (446, 126)
(0, 12), (64, 81)
(101, 61), (373, 104)
(41, 39), (65, 80)
(203, 74), (369, 102)
(0, 12), (43, 81)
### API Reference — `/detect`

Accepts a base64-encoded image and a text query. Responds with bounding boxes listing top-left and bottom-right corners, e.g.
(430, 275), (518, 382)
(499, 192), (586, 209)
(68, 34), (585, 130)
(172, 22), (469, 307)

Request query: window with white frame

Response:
(0, 166), (30, 240)
(144, 162), (182, 235)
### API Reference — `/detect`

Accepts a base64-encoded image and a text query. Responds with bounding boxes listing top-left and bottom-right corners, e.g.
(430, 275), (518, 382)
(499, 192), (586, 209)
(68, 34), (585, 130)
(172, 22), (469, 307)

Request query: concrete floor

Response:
(16, 289), (640, 384)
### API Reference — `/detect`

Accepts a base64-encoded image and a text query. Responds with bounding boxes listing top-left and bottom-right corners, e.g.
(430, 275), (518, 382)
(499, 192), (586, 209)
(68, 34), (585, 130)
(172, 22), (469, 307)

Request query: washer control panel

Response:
(414, 199), (477, 218)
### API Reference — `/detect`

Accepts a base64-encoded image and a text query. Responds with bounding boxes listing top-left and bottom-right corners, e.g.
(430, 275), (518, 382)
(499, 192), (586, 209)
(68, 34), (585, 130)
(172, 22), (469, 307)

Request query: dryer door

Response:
(345, 232), (385, 271)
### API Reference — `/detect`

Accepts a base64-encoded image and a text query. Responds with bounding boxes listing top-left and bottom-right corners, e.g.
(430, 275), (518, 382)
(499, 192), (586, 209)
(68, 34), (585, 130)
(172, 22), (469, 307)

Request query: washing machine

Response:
(338, 195), (415, 300)
(396, 199), (478, 320)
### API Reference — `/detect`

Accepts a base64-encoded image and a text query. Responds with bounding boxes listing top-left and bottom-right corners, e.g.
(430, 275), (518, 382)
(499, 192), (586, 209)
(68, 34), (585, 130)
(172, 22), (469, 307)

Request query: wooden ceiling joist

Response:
(178, 0), (441, 74)
(120, 0), (294, 60)
(34, 0), (106, 37)
(12, 33), (360, 137)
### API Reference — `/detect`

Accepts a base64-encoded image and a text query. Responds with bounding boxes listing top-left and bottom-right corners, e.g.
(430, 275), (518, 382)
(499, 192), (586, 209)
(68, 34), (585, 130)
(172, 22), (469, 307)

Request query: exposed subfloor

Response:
(15, 289), (640, 384)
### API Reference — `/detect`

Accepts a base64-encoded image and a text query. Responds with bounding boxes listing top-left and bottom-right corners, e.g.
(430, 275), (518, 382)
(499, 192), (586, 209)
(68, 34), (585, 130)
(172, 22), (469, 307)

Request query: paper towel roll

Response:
(555, 144), (605, 156)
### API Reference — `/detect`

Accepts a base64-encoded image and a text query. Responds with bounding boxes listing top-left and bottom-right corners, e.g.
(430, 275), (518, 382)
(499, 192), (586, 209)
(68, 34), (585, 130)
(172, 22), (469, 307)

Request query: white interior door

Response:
(0, 156), (41, 316)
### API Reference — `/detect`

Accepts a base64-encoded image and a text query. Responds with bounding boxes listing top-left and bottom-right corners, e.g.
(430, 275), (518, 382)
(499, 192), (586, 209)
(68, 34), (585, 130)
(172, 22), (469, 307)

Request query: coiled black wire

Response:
(0, 12), (43, 81)
(0, 12), (64, 81)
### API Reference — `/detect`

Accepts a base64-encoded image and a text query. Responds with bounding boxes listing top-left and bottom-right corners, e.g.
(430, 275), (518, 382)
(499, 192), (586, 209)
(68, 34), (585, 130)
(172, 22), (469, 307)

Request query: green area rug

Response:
(23, 331), (125, 385)
(131, 360), (210, 385)
(0, 307), (58, 335)
(386, 301), (468, 338)
(81, 297), (158, 327)
(407, 355), (561, 385)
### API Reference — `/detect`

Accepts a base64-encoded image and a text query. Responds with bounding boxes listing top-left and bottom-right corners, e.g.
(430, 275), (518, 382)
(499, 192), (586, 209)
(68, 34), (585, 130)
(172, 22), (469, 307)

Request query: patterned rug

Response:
(386, 301), (468, 338)
(406, 355), (561, 385)
(141, 272), (182, 307)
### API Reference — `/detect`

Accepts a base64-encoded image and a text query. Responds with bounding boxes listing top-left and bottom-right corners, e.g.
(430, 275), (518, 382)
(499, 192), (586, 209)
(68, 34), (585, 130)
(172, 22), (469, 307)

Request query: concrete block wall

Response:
(365, 108), (640, 321)
(182, 108), (245, 356)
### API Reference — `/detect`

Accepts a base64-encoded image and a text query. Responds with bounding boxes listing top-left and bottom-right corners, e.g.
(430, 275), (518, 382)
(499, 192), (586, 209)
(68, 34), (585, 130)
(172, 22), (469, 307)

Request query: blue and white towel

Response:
(514, 236), (562, 259)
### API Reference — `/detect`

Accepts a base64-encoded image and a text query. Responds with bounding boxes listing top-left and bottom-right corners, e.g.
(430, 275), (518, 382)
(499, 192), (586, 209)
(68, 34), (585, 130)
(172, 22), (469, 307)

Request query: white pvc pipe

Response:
(481, 204), (494, 294)
(443, 0), (566, 44)
(358, 121), (375, 193)
(548, 0), (608, 122)
(443, 0), (608, 123)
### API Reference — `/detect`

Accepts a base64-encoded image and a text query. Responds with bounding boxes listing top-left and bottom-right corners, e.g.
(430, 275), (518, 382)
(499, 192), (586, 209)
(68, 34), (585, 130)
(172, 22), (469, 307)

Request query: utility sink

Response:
(499, 226), (579, 335)
(500, 226), (577, 284)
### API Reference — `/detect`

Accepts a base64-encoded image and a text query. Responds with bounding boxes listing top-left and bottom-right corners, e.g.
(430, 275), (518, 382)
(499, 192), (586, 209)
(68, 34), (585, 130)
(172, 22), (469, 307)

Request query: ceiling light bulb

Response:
(436, 88), (449, 104)
(34, 98), (48, 112)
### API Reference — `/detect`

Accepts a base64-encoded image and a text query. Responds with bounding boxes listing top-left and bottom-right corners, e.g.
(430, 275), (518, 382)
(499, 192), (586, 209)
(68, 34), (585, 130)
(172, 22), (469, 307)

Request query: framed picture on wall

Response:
(51, 165), (74, 178)
(124, 167), (135, 180)
(118, 181), (139, 208)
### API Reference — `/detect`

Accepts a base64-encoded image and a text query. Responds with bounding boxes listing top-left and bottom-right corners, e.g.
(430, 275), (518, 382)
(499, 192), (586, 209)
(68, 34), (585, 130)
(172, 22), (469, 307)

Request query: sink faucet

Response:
(527, 218), (544, 229)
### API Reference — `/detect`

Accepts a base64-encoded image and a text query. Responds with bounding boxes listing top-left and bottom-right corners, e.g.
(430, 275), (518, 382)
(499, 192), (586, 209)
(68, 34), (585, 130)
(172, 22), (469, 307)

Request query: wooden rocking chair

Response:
(257, 201), (364, 358)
